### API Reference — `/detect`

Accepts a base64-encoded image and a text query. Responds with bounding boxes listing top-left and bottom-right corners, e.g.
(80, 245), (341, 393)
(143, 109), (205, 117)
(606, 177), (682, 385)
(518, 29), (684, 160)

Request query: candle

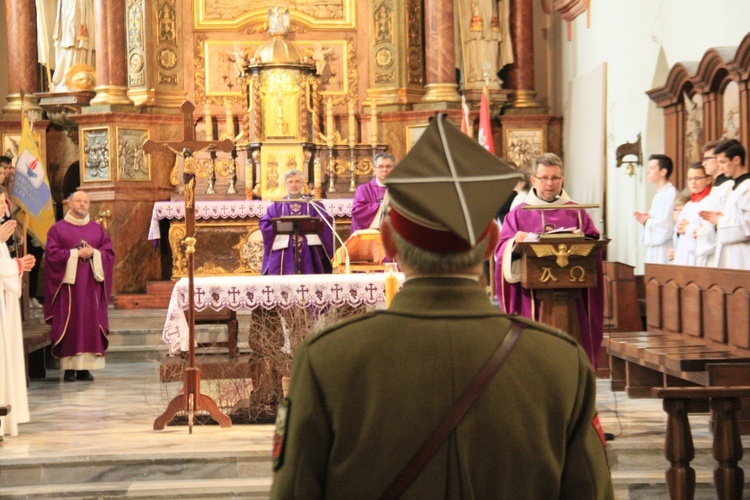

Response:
(314, 157), (322, 191)
(225, 100), (235, 138)
(205, 104), (213, 141)
(326, 98), (334, 147)
(370, 100), (378, 147)
(385, 272), (398, 308)
(348, 100), (356, 147)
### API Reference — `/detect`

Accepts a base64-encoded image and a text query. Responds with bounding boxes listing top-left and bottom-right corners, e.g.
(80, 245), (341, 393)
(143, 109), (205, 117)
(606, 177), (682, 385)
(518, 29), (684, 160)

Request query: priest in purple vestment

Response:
(351, 152), (394, 232)
(494, 153), (605, 368)
(260, 169), (334, 275)
(44, 191), (114, 382)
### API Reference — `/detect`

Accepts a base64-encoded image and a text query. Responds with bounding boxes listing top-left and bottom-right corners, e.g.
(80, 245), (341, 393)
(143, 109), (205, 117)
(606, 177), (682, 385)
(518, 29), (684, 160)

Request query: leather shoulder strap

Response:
(380, 320), (526, 500)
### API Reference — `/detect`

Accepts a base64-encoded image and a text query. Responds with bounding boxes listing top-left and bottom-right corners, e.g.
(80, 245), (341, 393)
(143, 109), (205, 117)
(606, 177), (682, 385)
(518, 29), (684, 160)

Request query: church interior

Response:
(1, 0), (749, 498)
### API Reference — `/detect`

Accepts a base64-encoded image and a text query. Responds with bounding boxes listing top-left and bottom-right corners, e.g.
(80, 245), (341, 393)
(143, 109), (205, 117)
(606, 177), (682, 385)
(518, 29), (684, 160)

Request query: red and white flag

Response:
(477, 88), (495, 154)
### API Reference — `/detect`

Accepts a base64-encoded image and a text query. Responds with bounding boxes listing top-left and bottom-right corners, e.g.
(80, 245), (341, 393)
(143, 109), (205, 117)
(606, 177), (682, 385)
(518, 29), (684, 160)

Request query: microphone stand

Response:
(307, 198), (350, 274)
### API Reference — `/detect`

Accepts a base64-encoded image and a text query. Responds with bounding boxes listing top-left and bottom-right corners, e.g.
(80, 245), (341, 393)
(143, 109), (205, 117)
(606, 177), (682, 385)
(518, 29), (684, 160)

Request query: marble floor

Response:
(1, 354), (748, 498)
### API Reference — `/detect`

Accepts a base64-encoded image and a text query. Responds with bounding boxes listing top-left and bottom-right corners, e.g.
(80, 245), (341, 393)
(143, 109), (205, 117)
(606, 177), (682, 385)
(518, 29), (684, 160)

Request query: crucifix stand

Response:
(143, 101), (235, 433)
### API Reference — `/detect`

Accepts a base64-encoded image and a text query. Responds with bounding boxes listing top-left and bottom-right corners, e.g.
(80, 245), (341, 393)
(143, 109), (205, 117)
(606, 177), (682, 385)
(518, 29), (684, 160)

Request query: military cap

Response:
(385, 113), (521, 252)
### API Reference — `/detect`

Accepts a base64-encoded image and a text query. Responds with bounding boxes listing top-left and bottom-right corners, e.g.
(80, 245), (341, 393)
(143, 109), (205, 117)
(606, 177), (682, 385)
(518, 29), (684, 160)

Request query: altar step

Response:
(1, 430), (744, 499)
(113, 280), (176, 309)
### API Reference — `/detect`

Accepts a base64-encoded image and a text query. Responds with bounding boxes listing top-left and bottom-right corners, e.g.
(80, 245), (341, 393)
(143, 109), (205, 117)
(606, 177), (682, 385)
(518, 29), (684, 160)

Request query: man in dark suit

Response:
(271, 114), (614, 499)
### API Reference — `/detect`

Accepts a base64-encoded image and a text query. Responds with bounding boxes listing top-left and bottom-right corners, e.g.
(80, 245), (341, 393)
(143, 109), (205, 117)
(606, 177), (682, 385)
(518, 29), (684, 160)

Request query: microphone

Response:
(306, 198), (350, 274)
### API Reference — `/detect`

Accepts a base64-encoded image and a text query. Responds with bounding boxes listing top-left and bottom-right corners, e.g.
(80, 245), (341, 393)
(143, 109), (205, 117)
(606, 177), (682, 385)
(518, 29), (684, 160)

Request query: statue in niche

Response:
(457, 0), (513, 88)
(684, 92), (703, 164)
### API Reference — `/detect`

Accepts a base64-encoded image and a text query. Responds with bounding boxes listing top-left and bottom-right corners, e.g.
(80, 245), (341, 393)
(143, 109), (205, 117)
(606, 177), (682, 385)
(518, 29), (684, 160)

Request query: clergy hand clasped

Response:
(77, 242), (95, 260)
(15, 254), (35, 272)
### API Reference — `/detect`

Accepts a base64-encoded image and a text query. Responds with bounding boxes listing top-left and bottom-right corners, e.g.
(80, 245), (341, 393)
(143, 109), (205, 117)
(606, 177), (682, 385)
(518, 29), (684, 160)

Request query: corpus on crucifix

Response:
(143, 101), (234, 433)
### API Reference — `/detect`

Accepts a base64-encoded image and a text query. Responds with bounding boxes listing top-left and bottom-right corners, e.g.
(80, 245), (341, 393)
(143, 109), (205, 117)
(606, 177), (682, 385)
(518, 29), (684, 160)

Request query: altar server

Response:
(634, 154), (678, 264)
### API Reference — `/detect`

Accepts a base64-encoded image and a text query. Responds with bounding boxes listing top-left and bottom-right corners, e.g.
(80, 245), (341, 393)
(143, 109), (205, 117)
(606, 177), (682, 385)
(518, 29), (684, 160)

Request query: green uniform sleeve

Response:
(270, 343), (332, 499)
(559, 348), (615, 499)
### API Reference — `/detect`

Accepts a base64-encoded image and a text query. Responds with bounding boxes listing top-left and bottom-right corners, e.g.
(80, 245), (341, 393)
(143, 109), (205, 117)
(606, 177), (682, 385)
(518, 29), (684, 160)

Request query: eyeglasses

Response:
(686, 176), (708, 181)
(374, 164), (393, 171)
(702, 156), (716, 162)
(533, 176), (563, 184)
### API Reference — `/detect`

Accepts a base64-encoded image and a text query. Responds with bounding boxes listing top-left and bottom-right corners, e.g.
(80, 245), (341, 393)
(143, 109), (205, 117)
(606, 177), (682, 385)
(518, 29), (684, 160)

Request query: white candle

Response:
(348, 100), (356, 147)
(205, 104), (214, 141)
(370, 100), (378, 147)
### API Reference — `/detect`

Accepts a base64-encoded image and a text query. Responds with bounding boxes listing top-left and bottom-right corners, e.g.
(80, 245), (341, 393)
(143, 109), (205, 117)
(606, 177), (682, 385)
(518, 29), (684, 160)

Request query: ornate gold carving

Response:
(194, 36), (208, 104)
(540, 267), (558, 283)
(194, 1), (354, 30)
(158, 72), (178, 85)
(245, 22), (309, 35)
(233, 229), (264, 273)
(126, 0), (145, 88)
(266, 155), (279, 190)
(286, 155), (298, 171)
(569, 266), (586, 282)
(183, 236), (197, 254)
(530, 243), (594, 267)
(375, 48), (393, 68)
(375, 72), (395, 84)
(159, 48), (177, 69)
(158, 1), (177, 44)
(373, 0), (393, 44)
(354, 158), (373, 176)
(169, 224), (187, 275)
(195, 262), (229, 276)
(406, 0), (424, 85)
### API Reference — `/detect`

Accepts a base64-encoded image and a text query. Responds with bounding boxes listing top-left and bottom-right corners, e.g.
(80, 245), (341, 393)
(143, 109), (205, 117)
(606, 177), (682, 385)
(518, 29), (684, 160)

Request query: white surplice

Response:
(674, 194), (720, 266)
(641, 182), (677, 264)
(0, 242), (29, 437)
(715, 176), (750, 270)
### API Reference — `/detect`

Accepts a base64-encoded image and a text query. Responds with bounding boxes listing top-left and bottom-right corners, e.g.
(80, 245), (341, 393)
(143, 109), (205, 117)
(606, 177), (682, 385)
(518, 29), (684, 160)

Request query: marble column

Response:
(507, 0), (541, 109)
(2, 0), (41, 112)
(421, 0), (460, 103)
(90, 0), (133, 106)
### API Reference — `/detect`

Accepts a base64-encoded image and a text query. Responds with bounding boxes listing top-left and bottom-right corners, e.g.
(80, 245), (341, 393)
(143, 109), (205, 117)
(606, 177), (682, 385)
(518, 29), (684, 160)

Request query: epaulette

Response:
(506, 314), (579, 347)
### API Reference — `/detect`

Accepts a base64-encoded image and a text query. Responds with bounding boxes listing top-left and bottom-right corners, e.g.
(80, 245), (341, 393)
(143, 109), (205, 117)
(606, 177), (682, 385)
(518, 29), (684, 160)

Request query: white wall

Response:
(558, 0), (749, 272)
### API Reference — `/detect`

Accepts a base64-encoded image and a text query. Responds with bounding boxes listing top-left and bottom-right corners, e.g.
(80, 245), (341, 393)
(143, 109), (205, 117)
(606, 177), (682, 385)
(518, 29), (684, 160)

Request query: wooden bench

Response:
(606, 264), (750, 433)
(599, 262), (644, 377)
(22, 322), (52, 379)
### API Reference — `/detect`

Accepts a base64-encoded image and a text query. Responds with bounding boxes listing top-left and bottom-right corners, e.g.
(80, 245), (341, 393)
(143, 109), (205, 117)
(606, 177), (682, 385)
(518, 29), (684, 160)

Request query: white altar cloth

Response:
(148, 199), (353, 240)
(163, 273), (404, 355)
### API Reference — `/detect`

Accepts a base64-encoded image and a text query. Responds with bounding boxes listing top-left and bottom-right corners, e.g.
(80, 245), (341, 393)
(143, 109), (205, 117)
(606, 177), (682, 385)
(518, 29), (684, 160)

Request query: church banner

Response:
(11, 111), (55, 246)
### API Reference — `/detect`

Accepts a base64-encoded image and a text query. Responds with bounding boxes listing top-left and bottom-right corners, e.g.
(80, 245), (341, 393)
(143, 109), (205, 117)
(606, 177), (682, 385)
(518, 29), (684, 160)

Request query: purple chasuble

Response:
(259, 198), (335, 275)
(351, 179), (387, 233)
(44, 220), (114, 360)
(494, 196), (605, 367)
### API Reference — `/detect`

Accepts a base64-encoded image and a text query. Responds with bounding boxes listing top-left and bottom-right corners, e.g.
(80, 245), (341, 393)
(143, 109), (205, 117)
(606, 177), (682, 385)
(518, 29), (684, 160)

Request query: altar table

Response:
(148, 199), (354, 278)
(162, 273), (405, 356)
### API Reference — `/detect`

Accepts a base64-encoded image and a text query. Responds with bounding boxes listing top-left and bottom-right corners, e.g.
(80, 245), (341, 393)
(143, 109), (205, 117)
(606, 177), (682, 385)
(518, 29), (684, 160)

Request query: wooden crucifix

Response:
(144, 101), (234, 433)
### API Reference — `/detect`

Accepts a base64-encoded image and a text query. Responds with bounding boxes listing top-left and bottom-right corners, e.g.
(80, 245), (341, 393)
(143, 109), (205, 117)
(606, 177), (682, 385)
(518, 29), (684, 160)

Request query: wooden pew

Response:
(607, 264), (750, 433)
(601, 262), (645, 379)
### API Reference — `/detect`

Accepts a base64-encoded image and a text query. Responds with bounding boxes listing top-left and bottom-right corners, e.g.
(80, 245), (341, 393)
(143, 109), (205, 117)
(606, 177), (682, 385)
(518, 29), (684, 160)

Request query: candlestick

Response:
(314, 157), (322, 194)
(326, 98), (334, 148)
(205, 104), (214, 141)
(348, 100), (356, 148)
(370, 100), (378, 147)
(385, 266), (398, 307)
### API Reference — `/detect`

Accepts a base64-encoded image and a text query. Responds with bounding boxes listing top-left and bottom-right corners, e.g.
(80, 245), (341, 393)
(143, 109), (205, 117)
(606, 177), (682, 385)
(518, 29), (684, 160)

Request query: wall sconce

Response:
(615, 133), (642, 177)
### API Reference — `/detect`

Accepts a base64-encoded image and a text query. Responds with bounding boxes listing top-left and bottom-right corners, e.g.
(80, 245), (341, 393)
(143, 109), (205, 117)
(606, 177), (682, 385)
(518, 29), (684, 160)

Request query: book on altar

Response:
(538, 226), (585, 241)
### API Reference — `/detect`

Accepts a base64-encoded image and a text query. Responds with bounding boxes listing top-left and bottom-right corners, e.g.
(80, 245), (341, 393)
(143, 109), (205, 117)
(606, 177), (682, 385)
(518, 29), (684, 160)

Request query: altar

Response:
(148, 199), (353, 278)
(162, 273), (405, 356)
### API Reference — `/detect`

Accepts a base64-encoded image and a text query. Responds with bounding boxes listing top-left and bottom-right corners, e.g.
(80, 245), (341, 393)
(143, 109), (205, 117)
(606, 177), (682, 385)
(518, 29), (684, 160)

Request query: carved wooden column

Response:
(2, 0), (41, 112)
(90, 0), (133, 106)
(367, 0), (426, 110)
(420, 0), (460, 104)
(506, 0), (542, 110)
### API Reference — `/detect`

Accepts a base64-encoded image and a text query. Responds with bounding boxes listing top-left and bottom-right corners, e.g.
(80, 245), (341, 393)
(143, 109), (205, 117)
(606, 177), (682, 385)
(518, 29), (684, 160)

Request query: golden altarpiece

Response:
(0, 0), (568, 295)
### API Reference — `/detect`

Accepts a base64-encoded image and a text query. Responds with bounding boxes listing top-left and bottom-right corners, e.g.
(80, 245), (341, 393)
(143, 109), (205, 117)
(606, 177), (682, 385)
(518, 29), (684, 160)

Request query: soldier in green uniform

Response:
(271, 114), (614, 499)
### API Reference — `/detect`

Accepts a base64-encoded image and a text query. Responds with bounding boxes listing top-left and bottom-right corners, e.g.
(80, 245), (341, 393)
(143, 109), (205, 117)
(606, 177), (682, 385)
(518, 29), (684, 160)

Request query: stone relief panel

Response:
(684, 91), (703, 166)
(116, 128), (150, 181)
(195, 39), (353, 106)
(194, 0), (355, 30)
(722, 80), (740, 140)
(81, 128), (111, 182)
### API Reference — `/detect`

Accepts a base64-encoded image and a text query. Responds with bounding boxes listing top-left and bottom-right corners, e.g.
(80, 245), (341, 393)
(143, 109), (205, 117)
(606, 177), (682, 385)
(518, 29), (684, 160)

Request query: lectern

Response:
(272, 215), (323, 275)
(517, 237), (608, 345)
